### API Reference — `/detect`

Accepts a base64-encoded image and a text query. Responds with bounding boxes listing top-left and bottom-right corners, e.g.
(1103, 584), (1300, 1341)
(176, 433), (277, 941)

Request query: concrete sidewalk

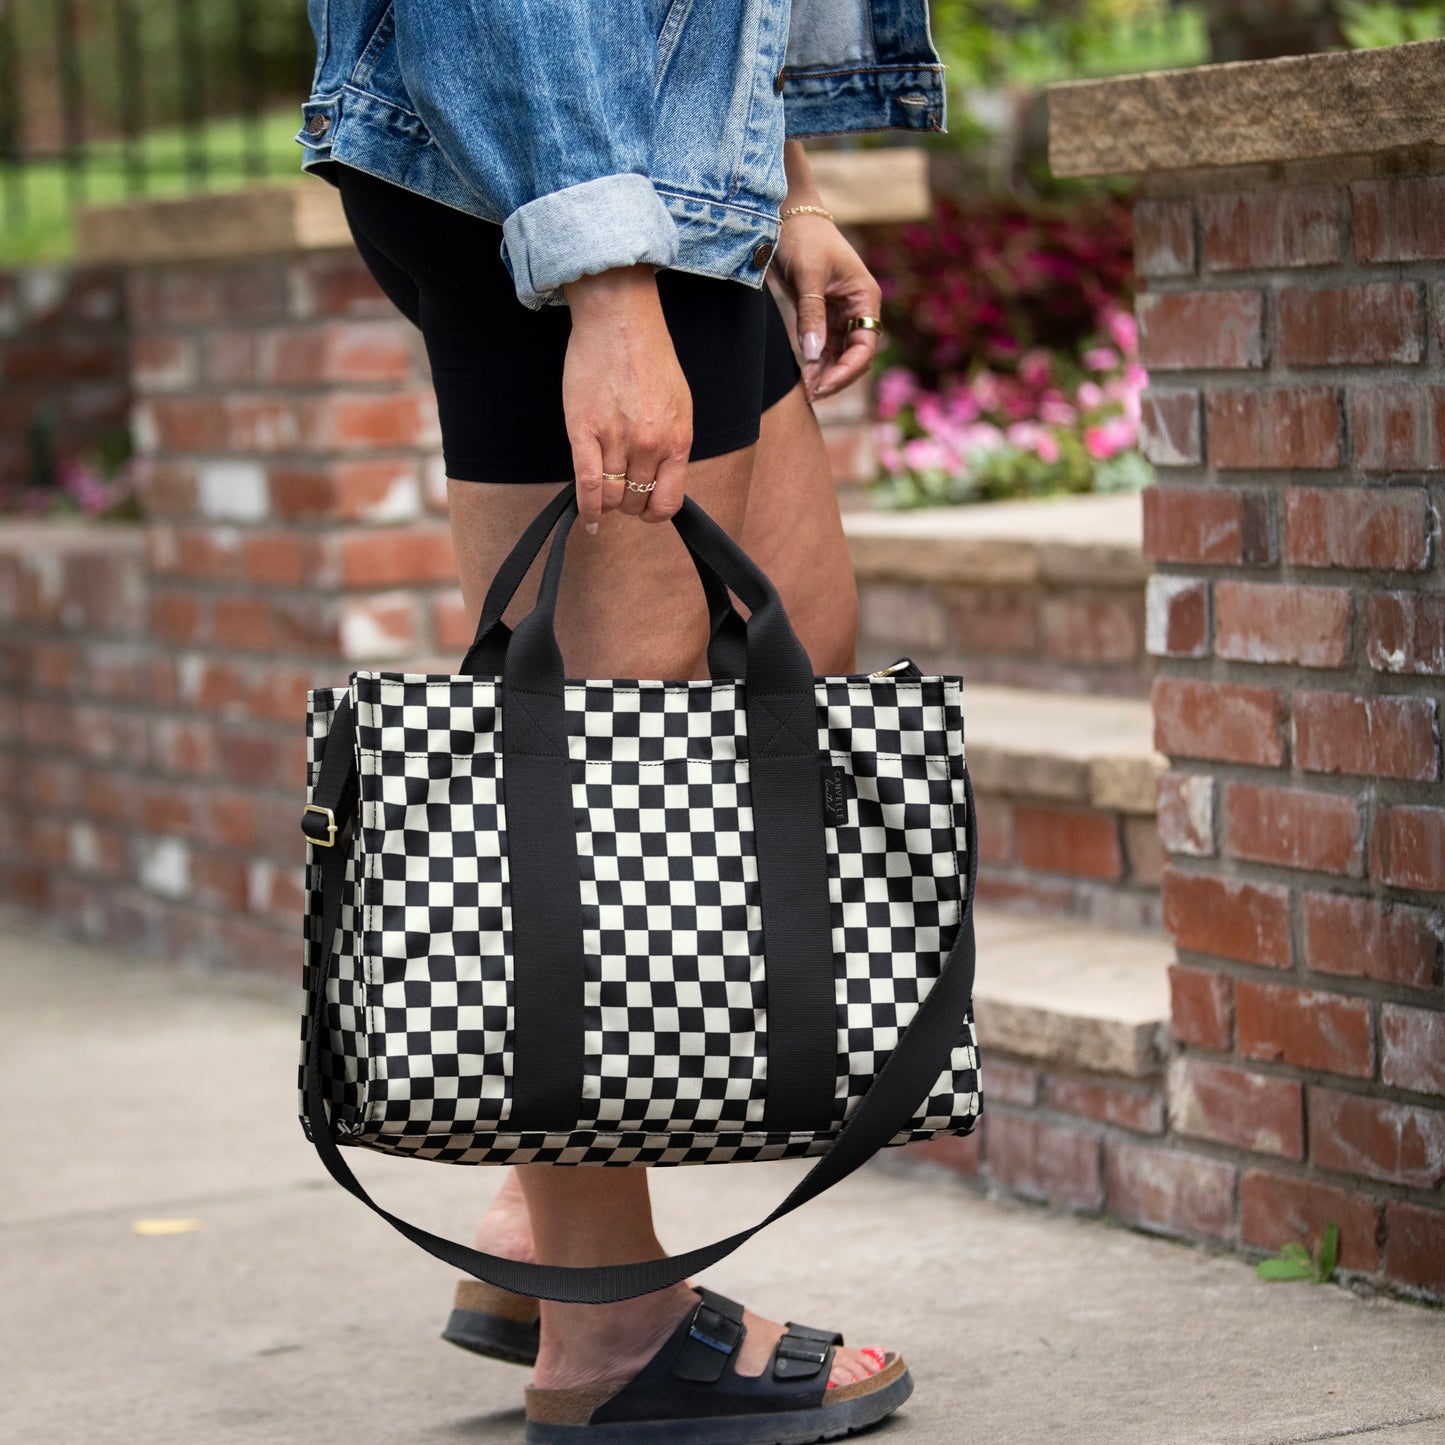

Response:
(2, 908), (1440, 1445)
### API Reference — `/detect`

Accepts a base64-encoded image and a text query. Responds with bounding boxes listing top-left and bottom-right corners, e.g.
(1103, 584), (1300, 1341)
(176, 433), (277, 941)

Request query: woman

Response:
(296, 1), (948, 1437)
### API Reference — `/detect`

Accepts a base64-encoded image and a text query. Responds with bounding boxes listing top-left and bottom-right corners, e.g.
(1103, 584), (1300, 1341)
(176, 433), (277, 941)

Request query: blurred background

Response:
(2, 0), (1443, 519)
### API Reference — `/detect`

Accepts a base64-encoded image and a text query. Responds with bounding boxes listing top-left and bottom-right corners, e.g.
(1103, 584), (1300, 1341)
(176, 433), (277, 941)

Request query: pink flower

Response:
(969, 370), (1004, 412)
(903, 436), (950, 471)
(957, 422), (1006, 455)
(914, 392), (949, 434)
(1082, 346), (1120, 373)
(942, 384), (981, 425)
(1018, 348), (1053, 389)
(1001, 385), (1036, 422)
(876, 366), (918, 420)
(1006, 421), (1060, 463)
(1039, 397), (1077, 427)
(1105, 308), (1139, 359)
(1076, 380), (1104, 411)
(1084, 414), (1136, 459)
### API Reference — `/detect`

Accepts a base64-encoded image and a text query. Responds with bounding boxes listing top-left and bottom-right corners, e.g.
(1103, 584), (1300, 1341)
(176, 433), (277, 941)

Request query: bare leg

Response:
(450, 391), (883, 1391)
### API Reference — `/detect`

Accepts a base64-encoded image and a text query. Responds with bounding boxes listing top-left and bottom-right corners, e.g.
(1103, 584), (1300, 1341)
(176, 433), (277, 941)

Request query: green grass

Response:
(0, 103), (311, 267)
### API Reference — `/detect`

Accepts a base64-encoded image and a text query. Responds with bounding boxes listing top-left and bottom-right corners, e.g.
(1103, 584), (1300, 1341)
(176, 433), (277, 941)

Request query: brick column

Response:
(1052, 41), (1445, 1301)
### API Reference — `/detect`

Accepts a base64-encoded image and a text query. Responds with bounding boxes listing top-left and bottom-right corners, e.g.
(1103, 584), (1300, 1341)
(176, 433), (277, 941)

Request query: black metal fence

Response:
(0, 0), (315, 248)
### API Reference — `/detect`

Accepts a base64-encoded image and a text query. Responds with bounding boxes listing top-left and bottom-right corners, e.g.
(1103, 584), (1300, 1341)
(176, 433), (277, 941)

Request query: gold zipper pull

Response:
(870, 657), (917, 678)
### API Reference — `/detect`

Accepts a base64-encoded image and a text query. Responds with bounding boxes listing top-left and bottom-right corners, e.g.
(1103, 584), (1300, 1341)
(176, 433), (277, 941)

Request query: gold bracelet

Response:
(780, 204), (835, 225)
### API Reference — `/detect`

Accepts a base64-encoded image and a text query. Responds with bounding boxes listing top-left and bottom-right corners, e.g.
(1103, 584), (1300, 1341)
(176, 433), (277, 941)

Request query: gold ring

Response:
(626, 479), (657, 494)
(601, 471), (628, 481)
(846, 316), (884, 333)
(798, 292), (827, 301)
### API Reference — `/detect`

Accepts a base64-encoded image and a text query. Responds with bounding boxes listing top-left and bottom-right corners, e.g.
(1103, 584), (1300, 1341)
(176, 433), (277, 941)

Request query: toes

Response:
(826, 1346), (886, 1389)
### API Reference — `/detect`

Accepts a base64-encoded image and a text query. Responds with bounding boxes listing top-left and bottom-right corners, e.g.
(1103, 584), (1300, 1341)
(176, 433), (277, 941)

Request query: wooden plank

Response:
(76, 145), (932, 265)
(77, 184), (351, 264)
(1049, 37), (1445, 178)
(809, 146), (931, 224)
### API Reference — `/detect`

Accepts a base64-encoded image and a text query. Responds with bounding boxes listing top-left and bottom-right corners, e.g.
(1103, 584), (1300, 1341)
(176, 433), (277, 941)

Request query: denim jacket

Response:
(295, 1), (947, 310)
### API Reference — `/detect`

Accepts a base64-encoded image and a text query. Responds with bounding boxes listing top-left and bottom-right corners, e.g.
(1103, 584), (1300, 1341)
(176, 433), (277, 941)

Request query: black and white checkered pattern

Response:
(298, 671), (981, 1166)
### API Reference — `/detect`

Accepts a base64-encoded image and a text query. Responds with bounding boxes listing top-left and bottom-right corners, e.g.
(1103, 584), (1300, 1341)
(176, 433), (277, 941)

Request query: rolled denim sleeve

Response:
(392, 0), (679, 310)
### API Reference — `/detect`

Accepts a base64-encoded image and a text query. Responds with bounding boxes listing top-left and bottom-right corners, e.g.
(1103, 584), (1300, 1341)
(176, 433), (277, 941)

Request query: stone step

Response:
(972, 906), (1173, 1078)
(963, 682), (1166, 932)
(898, 905), (1176, 1210)
(848, 491), (1152, 699)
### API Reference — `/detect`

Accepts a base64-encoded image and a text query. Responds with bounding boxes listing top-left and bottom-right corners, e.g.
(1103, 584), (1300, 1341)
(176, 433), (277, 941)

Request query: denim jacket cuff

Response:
(501, 173), (680, 310)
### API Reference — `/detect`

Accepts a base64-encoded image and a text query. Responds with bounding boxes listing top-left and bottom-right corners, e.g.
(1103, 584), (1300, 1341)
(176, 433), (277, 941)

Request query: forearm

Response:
(782, 140), (825, 210)
(563, 263), (664, 327)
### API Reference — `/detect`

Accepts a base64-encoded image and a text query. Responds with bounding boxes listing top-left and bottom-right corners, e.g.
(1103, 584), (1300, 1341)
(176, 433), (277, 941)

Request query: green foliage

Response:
(0, 103), (306, 265)
(1338, 1), (1445, 47)
(929, 0), (1210, 91)
(1255, 1223), (1341, 1284)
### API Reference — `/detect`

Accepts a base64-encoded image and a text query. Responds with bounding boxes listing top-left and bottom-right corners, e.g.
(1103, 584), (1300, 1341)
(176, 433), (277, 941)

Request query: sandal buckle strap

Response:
(772, 1330), (833, 1381)
(672, 1300), (745, 1384)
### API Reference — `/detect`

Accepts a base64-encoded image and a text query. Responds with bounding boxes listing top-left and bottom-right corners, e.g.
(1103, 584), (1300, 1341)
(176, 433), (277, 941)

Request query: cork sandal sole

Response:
(523, 1351), (912, 1443)
(441, 1279), (541, 1366)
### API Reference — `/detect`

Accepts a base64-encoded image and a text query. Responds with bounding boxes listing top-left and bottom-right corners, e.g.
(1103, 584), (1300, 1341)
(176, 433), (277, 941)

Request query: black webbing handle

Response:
(303, 703), (977, 1304)
(499, 494), (838, 1135)
(460, 481), (748, 682)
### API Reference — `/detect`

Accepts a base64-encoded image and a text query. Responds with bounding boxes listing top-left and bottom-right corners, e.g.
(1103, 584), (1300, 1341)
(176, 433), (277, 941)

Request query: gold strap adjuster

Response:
(302, 804), (338, 847)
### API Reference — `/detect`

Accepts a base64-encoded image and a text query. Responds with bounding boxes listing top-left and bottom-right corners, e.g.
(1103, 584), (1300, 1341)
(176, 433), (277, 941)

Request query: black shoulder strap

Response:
(301, 704), (977, 1305)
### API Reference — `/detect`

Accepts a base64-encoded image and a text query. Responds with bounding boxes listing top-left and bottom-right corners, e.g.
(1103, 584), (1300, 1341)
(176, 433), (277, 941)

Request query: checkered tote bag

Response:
(299, 484), (982, 1302)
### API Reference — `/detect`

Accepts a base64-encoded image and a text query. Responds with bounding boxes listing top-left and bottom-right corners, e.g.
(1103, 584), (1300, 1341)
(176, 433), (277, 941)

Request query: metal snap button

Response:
(773, 66), (786, 94)
(751, 240), (774, 268)
(306, 114), (331, 137)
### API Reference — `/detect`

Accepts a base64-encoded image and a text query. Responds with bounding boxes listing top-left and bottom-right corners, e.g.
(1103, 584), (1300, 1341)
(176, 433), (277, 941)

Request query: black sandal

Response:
(522, 1286), (910, 1443)
(442, 1279), (542, 1365)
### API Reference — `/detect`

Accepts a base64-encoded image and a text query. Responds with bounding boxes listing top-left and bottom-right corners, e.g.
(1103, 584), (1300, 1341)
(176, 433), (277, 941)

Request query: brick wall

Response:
(0, 264), (130, 491)
(855, 565), (1150, 699)
(0, 233), (878, 978)
(1137, 157), (1445, 1299)
(1, 247), (462, 974)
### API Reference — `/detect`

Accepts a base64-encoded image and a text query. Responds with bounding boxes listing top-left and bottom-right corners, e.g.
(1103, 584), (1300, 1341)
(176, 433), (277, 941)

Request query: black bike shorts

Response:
(330, 161), (803, 484)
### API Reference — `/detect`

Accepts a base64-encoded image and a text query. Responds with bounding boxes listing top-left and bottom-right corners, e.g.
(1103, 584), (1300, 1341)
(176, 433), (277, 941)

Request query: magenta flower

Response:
(903, 435), (951, 471)
(877, 365), (918, 420)
(1018, 348), (1053, 389)
(1105, 307), (1139, 359)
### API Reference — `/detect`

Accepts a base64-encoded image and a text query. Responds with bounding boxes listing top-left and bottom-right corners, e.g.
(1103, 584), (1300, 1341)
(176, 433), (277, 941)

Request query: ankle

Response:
(475, 1174), (537, 1261)
(533, 1284), (698, 1391)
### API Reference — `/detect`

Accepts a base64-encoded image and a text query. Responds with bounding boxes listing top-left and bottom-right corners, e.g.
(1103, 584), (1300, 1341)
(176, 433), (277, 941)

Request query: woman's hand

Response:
(773, 213), (884, 405)
(772, 141), (883, 405)
(562, 264), (692, 533)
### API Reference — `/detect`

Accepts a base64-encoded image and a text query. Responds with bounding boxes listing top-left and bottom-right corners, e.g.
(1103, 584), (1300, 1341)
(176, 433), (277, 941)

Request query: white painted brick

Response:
(198, 460), (269, 522)
(139, 837), (190, 898)
(1146, 574), (1208, 658)
(362, 465), (424, 522)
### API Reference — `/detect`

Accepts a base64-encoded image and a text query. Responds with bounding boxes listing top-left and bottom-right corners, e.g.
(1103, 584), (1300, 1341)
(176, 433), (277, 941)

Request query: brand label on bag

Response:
(820, 766), (850, 828)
